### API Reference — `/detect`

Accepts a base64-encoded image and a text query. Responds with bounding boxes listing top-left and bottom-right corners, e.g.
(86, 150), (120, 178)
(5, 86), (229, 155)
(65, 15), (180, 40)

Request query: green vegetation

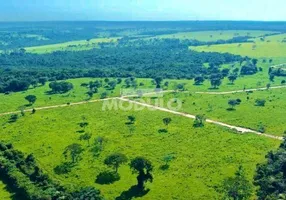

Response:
(151, 30), (276, 42)
(0, 181), (12, 200)
(143, 88), (286, 135)
(254, 137), (286, 199)
(0, 100), (280, 199)
(193, 33), (286, 59)
(25, 37), (119, 54)
(0, 77), (155, 113)
(1, 22), (286, 199)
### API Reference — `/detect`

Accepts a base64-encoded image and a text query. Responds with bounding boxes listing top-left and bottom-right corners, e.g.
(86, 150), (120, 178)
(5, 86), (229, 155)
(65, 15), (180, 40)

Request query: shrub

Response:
(95, 171), (120, 184)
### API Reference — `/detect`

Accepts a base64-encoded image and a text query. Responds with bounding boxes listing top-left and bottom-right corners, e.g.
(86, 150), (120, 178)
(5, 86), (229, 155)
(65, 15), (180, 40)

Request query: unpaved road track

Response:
(0, 90), (283, 141)
(118, 97), (283, 141)
(0, 98), (114, 117)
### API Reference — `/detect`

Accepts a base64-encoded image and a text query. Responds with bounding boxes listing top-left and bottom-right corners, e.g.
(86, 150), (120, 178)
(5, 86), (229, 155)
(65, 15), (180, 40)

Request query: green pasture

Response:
(192, 33), (286, 59)
(150, 30), (276, 42)
(25, 37), (120, 54)
(143, 87), (286, 136)
(0, 78), (155, 114)
(0, 100), (280, 199)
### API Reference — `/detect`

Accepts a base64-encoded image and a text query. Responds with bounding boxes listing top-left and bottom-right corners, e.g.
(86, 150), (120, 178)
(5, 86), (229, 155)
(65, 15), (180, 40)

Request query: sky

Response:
(0, 0), (285, 21)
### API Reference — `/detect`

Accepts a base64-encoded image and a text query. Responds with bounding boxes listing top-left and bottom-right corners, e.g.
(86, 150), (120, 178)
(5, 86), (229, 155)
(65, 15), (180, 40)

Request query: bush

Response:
(255, 99), (266, 107)
(95, 171), (120, 185)
(54, 162), (74, 175)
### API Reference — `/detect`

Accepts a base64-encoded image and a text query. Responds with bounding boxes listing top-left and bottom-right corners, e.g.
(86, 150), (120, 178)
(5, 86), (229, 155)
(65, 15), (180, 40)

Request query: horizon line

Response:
(0, 19), (286, 23)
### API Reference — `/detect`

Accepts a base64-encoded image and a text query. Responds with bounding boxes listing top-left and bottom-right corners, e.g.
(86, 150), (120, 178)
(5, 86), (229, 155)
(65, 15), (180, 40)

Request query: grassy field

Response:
(0, 78), (155, 114)
(140, 87), (286, 136)
(0, 100), (280, 199)
(1, 65), (285, 115)
(25, 37), (120, 54)
(0, 181), (11, 200)
(192, 33), (286, 59)
(149, 30), (276, 42)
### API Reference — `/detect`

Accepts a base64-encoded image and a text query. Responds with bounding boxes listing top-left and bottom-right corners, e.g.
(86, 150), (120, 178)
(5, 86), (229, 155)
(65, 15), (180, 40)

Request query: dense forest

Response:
(0, 39), (242, 93)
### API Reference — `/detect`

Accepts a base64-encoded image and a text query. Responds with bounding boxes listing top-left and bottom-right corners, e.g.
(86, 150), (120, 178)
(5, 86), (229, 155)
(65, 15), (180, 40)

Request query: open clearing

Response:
(0, 78), (155, 113)
(25, 37), (120, 54)
(0, 100), (280, 199)
(0, 181), (12, 200)
(149, 30), (276, 42)
(192, 33), (286, 59)
(139, 87), (286, 136)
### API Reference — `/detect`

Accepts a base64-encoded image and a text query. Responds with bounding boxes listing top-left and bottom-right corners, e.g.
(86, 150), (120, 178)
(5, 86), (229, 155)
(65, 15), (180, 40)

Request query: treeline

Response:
(119, 36), (253, 47)
(0, 142), (104, 200)
(0, 39), (242, 93)
(254, 136), (286, 199)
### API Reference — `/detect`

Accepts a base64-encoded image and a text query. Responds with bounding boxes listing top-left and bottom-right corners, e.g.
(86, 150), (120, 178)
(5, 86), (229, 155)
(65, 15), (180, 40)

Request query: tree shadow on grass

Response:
(208, 87), (219, 90)
(158, 129), (168, 134)
(115, 185), (150, 200)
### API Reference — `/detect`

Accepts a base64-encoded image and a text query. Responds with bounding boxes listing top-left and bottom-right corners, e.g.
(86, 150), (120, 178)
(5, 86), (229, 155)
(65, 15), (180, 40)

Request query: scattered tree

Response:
(255, 99), (266, 107)
(127, 115), (136, 124)
(104, 153), (128, 173)
(25, 95), (37, 105)
(228, 74), (238, 84)
(63, 143), (84, 163)
(163, 118), (172, 127)
(79, 133), (92, 146)
(193, 115), (206, 127)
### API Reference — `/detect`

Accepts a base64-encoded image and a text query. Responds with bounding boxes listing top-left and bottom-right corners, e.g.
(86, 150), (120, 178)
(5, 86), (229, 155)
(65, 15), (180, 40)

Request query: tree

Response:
(252, 58), (258, 66)
(255, 99), (266, 107)
(228, 99), (241, 110)
(9, 114), (19, 123)
(210, 74), (222, 89)
(63, 143), (84, 163)
(38, 77), (47, 86)
(266, 83), (271, 90)
(163, 118), (172, 127)
(25, 95), (37, 105)
(154, 77), (163, 88)
(193, 115), (206, 127)
(221, 68), (230, 77)
(104, 153), (128, 173)
(108, 81), (117, 90)
(130, 157), (153, 190)
(49, 81), (74, 93)
(79, 133), (92, 146)
(228, 74), (238, 84)
(100, 92), (108, 99)
(194, 76), (204, 85)
(127, 115), (136, 124)
(221, 166), (253, 200)
(79, 122), (89, 129)
(176, 83), (186, 91)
